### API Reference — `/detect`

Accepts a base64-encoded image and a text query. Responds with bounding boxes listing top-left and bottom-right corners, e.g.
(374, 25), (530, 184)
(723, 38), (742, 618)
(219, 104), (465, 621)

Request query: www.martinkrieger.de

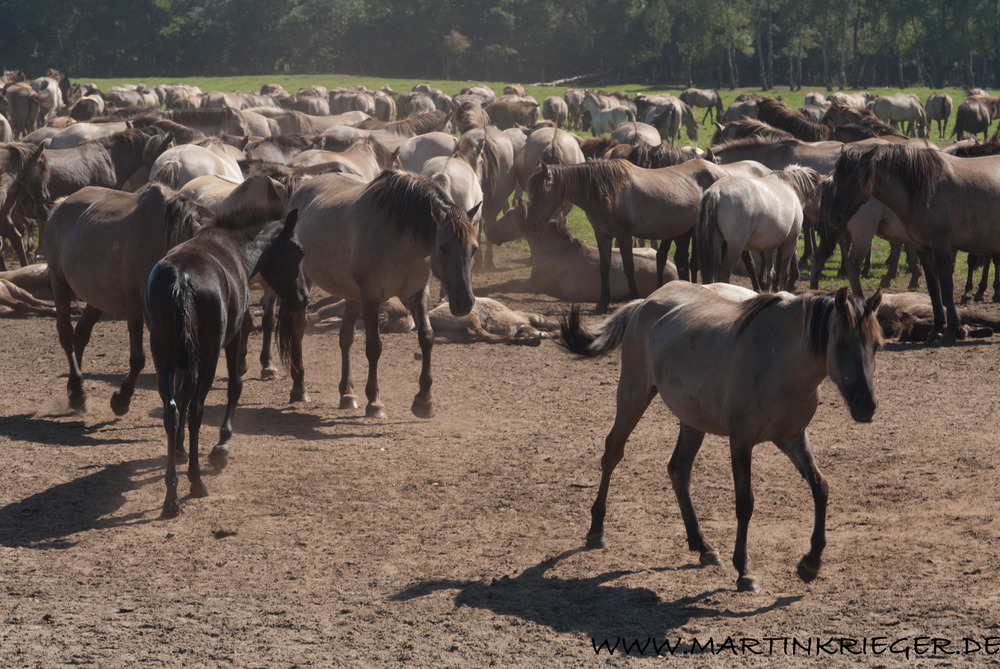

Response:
(591, 635), (1000, 658)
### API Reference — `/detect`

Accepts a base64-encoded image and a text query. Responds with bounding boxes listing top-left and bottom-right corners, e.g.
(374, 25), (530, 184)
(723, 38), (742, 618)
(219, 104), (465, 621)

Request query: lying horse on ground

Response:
(557, 280), (883, 593)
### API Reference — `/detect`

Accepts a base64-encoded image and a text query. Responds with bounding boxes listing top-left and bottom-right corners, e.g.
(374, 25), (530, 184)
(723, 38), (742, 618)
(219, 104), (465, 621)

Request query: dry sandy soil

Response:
(2, 245), (999, 667)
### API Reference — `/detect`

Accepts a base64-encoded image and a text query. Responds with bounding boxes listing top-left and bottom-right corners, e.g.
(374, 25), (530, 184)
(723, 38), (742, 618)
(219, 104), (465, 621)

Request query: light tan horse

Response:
(523, 158), (769, 312)
(680, 87), (724, 124)
(698, 166), (822, 292)
(557, 280), (883, 593)
(281, 170), (478, 419)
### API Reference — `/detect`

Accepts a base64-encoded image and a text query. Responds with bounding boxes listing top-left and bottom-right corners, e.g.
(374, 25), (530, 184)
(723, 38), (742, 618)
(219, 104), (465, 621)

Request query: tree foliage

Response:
(3, 0), (1000, 87)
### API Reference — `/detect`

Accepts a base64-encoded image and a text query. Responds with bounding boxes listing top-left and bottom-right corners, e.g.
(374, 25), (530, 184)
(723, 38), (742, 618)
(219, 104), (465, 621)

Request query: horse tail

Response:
(276, 301), (304, 372)
(152, 159), (182, 189)
(696, 188), (721, 284)
(556, 301), (643, 358)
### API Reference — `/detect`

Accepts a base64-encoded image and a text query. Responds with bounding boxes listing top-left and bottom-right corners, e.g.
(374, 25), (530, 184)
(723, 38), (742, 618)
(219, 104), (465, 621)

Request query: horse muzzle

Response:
(448, 291), (475, 317)
(849, 394), (878, 423)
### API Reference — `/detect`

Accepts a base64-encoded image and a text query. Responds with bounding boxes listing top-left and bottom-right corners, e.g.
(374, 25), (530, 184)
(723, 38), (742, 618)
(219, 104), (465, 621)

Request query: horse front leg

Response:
(975, 253), (992, 302)
(668, 423), (720, 566)
(587, 385), (656, 549)
(403, 288), (435, 419)
(360, 299), (386, 419)
(916, 248), (946, 342)
(730, 438), (759, 592)
(933, 245), (966, 340)
(962, 253), (980, 304)
(775, 432), (829, 583)
(110, 312), (146, 416)
(0, 211), (30, 268)
(337, 301), (362, 409)
(209, 325), (247, 471)
(258, 285), (279, 379)
(594, 234), (613, 314)
(656, 241), (674, 285)
(616, 234), (640, 301)
(881, 242), (902, 289)
(673, 229), (694, 282)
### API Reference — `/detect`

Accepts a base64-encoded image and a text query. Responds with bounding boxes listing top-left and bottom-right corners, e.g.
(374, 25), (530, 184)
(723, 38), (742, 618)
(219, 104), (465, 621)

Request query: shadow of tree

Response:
(393, 548), (802, 649)
(0, 457), (162, 549)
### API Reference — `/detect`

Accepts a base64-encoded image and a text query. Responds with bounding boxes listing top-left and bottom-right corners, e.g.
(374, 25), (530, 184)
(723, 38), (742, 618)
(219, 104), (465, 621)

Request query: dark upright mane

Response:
(626, 143), (685, 168)
(529, 160), (631, 207)
(756, 98), (832, 142)
(833, 144), (943, 204)
(365, 170), (474, 247)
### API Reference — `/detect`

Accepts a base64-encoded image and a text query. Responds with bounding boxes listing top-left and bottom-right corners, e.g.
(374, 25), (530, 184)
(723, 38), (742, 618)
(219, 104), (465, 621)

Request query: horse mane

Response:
(952, 139), (1000, 156)
(626, 143), (685, 168)
(379, 111), (448, 136)
(364, 170), (475, 247)
(136, 183), (214, 248)
(774, 165), (822, 203)
(197, 133), (247, 150)
(710, 119), (794, 144)
(834, 144), (943, 204)
(137, 117), (205, 144)
(823, 101), (904, 137)
(531, 159), (631, 206)
(455, 100), (488, 131)
(736, 291), (882, 356)
(710, 134), (795, 152)
(756, 98), (832, 141)
(164, 107), (247, 133)
(209, 201), (288, 233)
(458, 132), (499, 198)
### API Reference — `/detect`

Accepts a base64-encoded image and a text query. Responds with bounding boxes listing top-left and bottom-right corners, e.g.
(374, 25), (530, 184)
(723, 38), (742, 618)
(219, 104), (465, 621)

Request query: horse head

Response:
(828, 145), (878, 232)
(825, 288), (883, 423)
(430, 200), (478, 317)
(523, 162), (563, 231)
(487, 198), (528, 246)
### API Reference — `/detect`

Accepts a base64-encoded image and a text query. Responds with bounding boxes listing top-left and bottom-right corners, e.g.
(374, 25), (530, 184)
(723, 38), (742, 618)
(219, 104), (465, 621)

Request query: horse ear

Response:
(282, 208), (299, 235)
(834, 286), (849, 310)
(866, 288), (883, 313)
(467, 202), (482, 220)
(714, 122), (723, 132)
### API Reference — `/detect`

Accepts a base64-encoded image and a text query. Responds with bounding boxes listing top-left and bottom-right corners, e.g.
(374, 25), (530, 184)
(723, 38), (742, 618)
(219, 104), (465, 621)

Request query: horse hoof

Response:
(290, 389), (311, 404)
(365, 403), (387, 419)
(190, 481), (209, 498)
(69, 392), (87, 413)
(339, 395), (360, 410)
(411, 397), (434, 419)
(109, 391), (131, 416)
(700, 551), (723, 567)
(585, 534), (607, 549)
(736, 576), (761, 593)
(260, 367), (278, 381)
(797, 555), (821, 583)
(208, 445), (229, 470)
(161, 501), (180, 519)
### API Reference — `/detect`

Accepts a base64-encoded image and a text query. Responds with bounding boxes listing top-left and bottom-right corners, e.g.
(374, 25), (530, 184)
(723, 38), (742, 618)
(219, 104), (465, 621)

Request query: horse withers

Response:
(557, 280), (882, 592)
(144, 209), (308, 518)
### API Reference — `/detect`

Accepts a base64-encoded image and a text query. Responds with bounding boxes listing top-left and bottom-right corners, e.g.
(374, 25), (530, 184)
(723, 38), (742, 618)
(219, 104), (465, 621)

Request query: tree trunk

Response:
(839, 0), (850, 89)
(728, 35), (738, 90)
(849, 1), (862, 87)
(766, 0), (774, 88)
(823, 17), (832, 90)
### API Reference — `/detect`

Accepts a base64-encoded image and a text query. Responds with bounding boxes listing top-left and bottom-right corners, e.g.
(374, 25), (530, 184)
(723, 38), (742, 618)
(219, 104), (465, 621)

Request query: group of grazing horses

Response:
(4, 75), (990, 593)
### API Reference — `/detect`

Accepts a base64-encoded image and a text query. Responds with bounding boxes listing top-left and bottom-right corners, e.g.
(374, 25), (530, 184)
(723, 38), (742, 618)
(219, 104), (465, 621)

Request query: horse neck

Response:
(551, 163), (616, 210)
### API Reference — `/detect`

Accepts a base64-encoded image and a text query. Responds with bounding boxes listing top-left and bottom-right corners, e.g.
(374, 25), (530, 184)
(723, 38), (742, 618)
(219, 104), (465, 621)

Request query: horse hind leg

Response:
(209, 324), (247, 470)
(51, 275), (88, 411)
(110, 313), (146, 416)
(775, 433), (829, 584)
(258, 286), (279, 380)
(668, 423), (720, 566)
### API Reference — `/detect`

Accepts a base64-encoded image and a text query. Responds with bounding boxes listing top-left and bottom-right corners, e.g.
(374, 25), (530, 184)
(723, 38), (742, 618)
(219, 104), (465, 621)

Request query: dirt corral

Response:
(2, 246), (1000, 667)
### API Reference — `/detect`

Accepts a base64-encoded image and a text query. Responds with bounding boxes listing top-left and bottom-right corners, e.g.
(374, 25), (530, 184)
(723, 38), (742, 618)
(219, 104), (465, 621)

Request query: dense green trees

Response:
(2, 0), (999, 88)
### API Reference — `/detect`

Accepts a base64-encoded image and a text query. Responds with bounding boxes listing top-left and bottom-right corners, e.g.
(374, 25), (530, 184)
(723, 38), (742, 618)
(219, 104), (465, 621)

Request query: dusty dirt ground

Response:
(2, 244), (1000, 668)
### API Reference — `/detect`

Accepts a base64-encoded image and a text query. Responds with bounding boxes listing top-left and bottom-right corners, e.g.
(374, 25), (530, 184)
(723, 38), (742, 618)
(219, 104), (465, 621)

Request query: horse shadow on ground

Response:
(0, 413), (133, 447)
(0, 456), (162, 549)
(392, 548), (802, 649)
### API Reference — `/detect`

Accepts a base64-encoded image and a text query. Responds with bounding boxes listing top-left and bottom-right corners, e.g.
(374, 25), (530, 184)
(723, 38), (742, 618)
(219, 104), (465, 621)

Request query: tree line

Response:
(4, 0), (1000, 90)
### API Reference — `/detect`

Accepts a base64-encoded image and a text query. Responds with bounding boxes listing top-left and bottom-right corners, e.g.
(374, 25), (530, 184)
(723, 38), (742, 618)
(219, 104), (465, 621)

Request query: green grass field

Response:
(80, 74), (985, 295)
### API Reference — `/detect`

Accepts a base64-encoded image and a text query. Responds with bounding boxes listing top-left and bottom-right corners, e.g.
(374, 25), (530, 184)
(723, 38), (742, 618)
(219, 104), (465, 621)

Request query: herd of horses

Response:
(2, 72), (998, 591)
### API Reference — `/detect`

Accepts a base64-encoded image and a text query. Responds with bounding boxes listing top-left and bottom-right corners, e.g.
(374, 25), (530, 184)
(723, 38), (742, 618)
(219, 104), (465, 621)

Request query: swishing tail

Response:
(696, 189), (722, 284)
(556, 301), (643, 357)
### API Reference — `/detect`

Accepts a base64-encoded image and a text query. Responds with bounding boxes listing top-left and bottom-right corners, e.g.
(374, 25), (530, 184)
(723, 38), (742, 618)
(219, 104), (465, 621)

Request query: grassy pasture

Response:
(79, 74), (988, 296)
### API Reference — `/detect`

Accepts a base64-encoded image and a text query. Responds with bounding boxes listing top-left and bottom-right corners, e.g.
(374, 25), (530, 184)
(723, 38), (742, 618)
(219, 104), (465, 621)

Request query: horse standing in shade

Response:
(828, 143), (1000, 340)
(680, 88), (724, 124)
(924, 92), (953, 138)
(557, 280), (883, 592)
(145, 209), (308, 517)
(44, 184), (218, 413)
(278, 170), (478, 418)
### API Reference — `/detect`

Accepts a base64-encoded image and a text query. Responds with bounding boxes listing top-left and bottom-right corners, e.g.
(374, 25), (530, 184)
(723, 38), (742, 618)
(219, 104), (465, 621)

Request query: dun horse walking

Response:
(558, 281), (883, 592)
(145, 209), (308, 517)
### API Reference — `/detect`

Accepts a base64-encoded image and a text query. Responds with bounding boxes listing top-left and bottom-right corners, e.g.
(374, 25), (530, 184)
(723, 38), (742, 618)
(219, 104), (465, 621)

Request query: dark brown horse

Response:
(145, 209), (308, 517)
(557, 281), (882, 592)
